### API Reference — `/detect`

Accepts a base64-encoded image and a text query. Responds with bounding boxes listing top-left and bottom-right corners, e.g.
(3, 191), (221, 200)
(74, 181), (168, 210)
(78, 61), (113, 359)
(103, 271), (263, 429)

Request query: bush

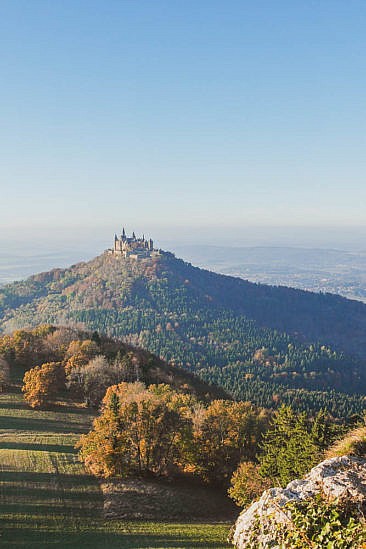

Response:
(275, 494), (366, 548)
(228, 461), (271, 508)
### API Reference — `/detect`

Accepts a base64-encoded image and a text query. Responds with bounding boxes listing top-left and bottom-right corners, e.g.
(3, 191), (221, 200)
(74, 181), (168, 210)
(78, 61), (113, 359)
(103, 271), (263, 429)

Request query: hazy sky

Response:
(1, 1), (366, 236)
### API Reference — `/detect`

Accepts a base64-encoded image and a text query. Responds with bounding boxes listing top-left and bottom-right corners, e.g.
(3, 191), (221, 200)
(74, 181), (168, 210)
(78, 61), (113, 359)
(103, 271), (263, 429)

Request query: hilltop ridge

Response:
(1, 247), (366, 415)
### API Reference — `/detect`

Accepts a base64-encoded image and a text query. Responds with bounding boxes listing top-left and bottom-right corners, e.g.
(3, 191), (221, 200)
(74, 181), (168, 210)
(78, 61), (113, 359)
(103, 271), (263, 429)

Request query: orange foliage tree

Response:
(22, 362), (65, 408)
(64, 340), (100, 376)
(77, 382), (269, 486)
(191, 400), (269, 484)
(77, 382), (196, 478)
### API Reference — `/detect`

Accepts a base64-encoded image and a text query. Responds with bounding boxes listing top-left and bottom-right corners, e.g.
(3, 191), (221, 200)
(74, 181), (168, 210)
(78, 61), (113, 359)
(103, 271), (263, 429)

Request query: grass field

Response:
(0, 391), (232, 548)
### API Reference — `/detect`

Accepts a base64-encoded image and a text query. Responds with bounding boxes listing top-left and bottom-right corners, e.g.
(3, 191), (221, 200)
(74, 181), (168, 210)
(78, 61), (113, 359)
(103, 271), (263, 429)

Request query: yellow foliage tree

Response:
(192, 400), (269, 484)
(228, 461), (271, 507)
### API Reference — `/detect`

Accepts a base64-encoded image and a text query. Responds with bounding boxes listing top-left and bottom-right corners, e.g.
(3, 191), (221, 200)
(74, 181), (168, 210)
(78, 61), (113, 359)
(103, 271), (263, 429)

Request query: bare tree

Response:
(73, 355), (126, 407)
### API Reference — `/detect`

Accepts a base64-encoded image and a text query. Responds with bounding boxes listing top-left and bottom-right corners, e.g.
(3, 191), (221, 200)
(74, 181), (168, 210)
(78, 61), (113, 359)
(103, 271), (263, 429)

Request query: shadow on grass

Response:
(1, 528), (229, 548)
(1, 470), (95, 485)
(0, 401), (29, 411)
(0, 502), (102, 518)
(1, 484), (101, 502)
(0, 415), (88, 433)
(0, 393), (95, 418)
(0, 441), (77, 453)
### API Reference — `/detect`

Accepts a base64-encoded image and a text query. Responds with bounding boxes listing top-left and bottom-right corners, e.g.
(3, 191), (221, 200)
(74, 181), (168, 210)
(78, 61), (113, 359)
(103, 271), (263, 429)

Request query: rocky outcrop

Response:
(232, 455), (366, 548)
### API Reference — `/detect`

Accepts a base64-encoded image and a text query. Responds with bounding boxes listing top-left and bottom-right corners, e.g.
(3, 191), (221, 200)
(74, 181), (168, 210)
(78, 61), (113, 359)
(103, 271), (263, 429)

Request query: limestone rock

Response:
(232, 455), (366, 548)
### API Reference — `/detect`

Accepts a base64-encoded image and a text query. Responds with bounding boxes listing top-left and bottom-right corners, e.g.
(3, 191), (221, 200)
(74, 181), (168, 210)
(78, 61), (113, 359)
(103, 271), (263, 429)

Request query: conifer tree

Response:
(258, 405), (297, 484)
(258, 405), (325, 486)
(311, 408), (332, 451)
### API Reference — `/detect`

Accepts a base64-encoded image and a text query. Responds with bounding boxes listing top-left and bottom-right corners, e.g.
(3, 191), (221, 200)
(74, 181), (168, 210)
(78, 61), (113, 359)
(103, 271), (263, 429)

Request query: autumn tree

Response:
(11, 330), (42, 368)
(228, 461), (271, 507)
(192, 400), (269, 484)
(22, 362), (65, 408)
(77, 382), (196, 477)
(64, 339), (100, 376)
(68, 355), (125, 406)
(44, 327), (80, 359)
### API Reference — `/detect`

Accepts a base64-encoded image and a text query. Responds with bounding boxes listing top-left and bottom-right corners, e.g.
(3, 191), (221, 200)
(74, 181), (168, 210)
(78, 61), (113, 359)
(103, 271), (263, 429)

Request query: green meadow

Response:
(0, 391), (232, 548)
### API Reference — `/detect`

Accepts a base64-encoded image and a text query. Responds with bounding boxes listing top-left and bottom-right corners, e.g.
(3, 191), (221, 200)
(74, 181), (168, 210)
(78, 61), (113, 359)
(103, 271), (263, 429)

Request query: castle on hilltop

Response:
(111, 228), (159, 259)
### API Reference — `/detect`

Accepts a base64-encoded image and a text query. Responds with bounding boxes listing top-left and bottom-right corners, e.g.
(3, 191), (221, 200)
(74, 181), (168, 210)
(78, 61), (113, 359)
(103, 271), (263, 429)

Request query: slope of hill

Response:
(0, 251), (366, 414)
(0, 324), (227, 404)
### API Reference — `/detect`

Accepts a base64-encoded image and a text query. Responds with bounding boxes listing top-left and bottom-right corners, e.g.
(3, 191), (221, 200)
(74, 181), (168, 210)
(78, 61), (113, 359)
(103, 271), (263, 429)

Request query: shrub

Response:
(275, 494), (366, 548)
(228, 461), (271, 508)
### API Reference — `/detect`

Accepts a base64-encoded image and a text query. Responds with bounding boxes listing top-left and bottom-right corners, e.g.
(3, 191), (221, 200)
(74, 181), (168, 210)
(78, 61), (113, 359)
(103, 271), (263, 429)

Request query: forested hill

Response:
(0, 251), (366, 415)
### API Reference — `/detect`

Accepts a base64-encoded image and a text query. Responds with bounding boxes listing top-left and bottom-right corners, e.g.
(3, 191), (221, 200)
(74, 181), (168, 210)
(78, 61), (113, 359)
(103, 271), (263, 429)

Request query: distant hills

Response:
(1, 250), (366, 415)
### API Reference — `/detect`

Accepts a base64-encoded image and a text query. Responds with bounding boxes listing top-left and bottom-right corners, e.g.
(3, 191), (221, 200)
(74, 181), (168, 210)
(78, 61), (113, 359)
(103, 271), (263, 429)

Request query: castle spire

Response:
(122, 227), (126, 238)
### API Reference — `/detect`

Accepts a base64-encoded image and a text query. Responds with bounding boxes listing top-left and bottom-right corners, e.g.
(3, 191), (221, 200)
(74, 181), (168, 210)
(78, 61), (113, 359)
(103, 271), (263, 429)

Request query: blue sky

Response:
(1, 0), (366, 239)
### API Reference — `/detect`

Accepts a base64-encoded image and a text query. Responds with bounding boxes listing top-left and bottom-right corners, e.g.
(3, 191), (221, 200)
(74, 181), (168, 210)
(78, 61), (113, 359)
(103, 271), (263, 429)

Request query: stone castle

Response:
(111, 228), (159, 259)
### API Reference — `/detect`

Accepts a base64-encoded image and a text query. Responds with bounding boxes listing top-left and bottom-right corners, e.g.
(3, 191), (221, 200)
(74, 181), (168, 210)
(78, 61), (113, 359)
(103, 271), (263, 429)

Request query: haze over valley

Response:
(175, 245), (366, 303)
(3, 228), (366, 304)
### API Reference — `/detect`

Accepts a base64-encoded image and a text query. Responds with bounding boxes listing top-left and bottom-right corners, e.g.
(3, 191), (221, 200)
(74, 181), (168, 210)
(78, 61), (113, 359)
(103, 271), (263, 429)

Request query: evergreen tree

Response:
(311, 408), (333, 451)
(258, 405), (325, 486)
(259, 405), (297, 484)
(109, 391), (120, 417)
(283, 412), (317, 482)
